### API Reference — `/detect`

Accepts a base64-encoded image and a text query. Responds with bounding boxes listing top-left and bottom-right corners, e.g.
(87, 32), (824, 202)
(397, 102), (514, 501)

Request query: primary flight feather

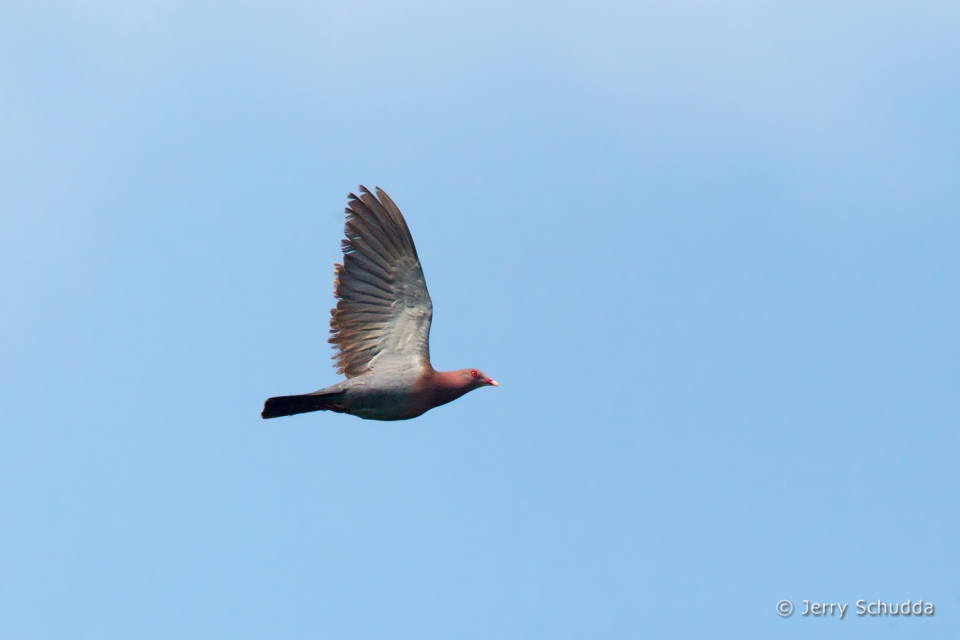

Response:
(261, 186), (497, 421)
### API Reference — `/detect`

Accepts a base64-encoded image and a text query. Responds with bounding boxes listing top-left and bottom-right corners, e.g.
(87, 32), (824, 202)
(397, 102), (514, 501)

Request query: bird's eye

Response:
(470, 370), (478, 378)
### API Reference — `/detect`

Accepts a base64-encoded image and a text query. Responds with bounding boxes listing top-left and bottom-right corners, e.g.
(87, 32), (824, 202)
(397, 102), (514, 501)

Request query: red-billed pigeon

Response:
(261, 186), (498, 420)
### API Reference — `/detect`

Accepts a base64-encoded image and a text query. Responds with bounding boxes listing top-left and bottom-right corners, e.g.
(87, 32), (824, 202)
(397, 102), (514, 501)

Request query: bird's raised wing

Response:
(329, 186), (433, 378)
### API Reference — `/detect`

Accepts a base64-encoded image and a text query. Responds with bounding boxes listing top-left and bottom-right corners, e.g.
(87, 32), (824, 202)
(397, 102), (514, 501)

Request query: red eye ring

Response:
(470, 370), (478, 378)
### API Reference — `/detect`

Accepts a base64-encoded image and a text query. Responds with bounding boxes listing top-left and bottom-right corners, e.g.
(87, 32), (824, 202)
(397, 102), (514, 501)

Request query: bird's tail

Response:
(261, 391), (346, 419)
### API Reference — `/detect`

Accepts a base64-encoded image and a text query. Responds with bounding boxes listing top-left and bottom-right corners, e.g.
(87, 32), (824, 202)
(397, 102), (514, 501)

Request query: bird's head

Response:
(460, 368), (498, 389)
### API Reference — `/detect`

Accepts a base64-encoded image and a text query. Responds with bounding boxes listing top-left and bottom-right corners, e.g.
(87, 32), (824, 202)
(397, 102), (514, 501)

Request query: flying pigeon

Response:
(261, 186), (498, 421)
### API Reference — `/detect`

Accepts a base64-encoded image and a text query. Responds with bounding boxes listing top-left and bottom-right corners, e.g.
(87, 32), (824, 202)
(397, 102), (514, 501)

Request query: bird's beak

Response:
(488, 379), (498, 387)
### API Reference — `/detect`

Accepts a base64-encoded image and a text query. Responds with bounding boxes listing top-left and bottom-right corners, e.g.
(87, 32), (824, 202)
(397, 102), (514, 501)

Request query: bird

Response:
(261, 186), (498, 421)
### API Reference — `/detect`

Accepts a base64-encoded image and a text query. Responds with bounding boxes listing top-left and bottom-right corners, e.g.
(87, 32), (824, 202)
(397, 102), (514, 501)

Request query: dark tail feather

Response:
(261, 391), (346, 419)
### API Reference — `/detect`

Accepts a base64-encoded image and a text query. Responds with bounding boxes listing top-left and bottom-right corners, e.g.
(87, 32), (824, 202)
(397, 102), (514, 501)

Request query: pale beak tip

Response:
(489, 379), (499, 387)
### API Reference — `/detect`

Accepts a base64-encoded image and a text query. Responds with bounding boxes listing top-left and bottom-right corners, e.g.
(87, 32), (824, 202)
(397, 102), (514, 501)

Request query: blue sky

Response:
(1, 2), (958, 638)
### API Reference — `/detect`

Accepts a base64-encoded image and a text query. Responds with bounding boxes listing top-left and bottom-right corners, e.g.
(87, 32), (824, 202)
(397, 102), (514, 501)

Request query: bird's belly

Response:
(342, 385), (429, 421)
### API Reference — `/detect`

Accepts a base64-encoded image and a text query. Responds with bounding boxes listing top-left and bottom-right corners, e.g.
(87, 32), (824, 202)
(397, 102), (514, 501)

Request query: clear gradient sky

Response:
(1, 2), (958, 638)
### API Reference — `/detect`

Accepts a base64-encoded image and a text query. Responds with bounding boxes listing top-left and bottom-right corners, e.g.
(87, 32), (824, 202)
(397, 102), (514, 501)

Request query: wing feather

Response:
(346, 195), (404, 259)
(336, 273), (395, 302)
(344, 240), (395, 279)
(341, 255), (395, 294)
